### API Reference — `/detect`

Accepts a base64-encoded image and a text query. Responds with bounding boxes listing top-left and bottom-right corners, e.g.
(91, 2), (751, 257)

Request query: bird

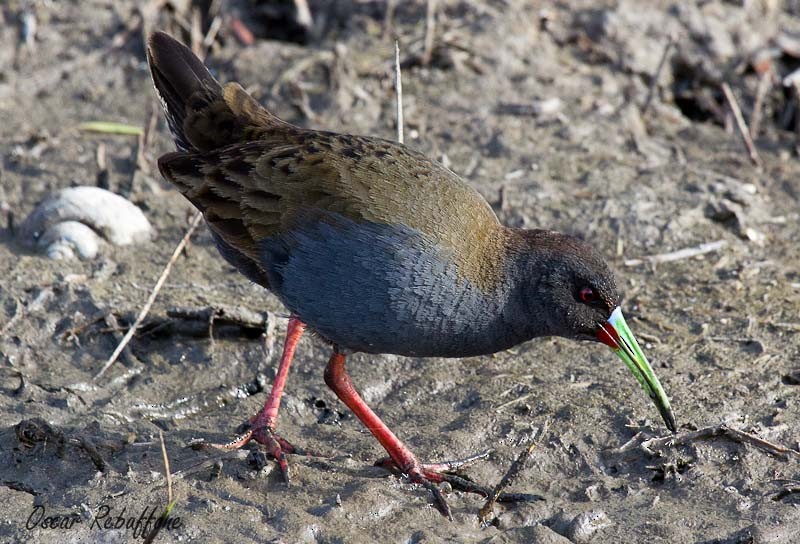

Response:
(146, 31), (676, 519)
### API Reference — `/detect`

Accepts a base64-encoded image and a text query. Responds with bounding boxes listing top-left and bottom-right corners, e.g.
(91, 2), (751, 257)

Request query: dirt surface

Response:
(2, 1), (800, 542)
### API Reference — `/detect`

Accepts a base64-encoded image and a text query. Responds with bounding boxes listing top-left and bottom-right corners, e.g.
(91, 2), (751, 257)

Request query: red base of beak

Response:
(596, 324), (621, 349)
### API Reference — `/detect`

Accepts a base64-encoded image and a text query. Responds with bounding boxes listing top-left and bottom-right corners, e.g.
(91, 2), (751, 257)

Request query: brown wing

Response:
(159, 125), (504, 287)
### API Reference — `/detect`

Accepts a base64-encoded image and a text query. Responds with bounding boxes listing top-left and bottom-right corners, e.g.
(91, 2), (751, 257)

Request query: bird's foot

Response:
(375, 451), (539, 519)
(374, 449), (492, 475)
(203, 411), (305, 484)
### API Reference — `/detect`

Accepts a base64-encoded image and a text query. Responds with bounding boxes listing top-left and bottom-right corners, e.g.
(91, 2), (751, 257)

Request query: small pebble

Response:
(532, 97), (563, 116)
(584, 483), (602, 502)
(565, 510), (612, 543)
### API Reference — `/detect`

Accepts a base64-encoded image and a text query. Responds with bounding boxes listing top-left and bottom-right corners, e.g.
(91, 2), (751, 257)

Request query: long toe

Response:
(378, 456), (543, 519)
(420, 450), (493, 473)
(406, 468), (454, 520)
(374, 449), (491, 475)
(427, 471), (543, 503)
(203, 423), (306, 484)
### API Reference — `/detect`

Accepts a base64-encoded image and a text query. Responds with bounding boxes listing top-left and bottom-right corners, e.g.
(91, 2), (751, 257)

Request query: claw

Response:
(202, 419), (302, 484)
(215, 428), (255, 450)
(411, 472), (453, 520)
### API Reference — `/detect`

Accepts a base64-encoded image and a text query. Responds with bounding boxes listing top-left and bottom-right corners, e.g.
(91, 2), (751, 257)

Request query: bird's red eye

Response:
(580, 287), (597, 303)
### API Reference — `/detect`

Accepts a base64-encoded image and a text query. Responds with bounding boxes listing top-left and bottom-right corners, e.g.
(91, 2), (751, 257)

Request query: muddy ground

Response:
(1, 1), (800, 542)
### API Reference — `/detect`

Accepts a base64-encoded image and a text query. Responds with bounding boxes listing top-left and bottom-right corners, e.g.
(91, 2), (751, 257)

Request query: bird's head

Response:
(515, 230), (676, 432)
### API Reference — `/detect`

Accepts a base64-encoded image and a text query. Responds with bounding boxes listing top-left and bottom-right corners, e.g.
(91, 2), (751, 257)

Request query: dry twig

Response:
(160, 431), (173, 504)
(166, 305), (270, 329)
(129, 101), (159, 195)
(143, 430), (177, 544)
(641, 424), (800, 461)
(203, 10), (223, 52)
(624, 240), (727, 267)
(774, 481), (800, 501)
(750, 71), (772, 139)
(478, 422), (548, 524)
(395, 41), (404, 144)
(230, 16), (255, 46)
(721, 82), (762, 167)
(641, 35), (675, 116)
(422, 0), (438, 67)
(103, 312), (140, 367)
(384, 0), (397, 35)
(494, 393), (533, 413)
(94, 212), (203, 380)
(190, 6), (204, 58)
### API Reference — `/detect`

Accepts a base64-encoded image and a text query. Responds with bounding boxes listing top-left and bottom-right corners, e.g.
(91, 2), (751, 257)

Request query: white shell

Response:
(19, 186), (152, 260)
(39, 220), (101, 260)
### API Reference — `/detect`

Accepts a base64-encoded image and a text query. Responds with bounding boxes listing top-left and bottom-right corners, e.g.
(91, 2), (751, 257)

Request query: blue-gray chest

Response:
(259, 217), (523, 357)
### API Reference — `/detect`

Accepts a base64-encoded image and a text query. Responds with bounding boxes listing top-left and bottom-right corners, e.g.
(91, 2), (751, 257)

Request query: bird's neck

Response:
(441, 227), (553, 355)
(488, 228), (563, 346)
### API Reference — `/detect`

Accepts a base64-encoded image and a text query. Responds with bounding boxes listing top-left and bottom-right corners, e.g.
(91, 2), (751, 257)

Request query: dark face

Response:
(520, 230), (676, 432)
(528, 234), (619, 341)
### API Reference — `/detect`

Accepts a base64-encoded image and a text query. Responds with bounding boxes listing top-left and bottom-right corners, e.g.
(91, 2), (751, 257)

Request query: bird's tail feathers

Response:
(146, 31), (286, 153)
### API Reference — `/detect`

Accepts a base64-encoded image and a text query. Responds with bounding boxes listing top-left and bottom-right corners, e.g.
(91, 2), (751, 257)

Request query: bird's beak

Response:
(596, 307), (677, 432)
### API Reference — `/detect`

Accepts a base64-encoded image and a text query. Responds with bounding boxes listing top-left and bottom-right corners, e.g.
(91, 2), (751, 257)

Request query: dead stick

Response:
(143, 430), (176, 544)
(166, 305), (269, 328)
(624, 240), (727, 267)
(159, 430), (173, 504)
(394, 40), (404, 144)
(144, 102), (158, 151)
(641, 424), (800, 460)
(202, 15), (223, 53)
(478, 421), (548, 523)
(129, 101), (158, 196)
(494, 393), (533, 413)
(94, 212), (203, 380)
(137, 111), (153, 171)
(384, 0), (397, 34)
(197, 0), (224, 62)
(422, 0), (437, 67)
(190, 6), (203, 58)
(750, 71), (771, 139)
(641, 35), (675, 116)
(723, 426), (799, 459)
(721, 82), (762, 167)
(103, 312), (140, 367)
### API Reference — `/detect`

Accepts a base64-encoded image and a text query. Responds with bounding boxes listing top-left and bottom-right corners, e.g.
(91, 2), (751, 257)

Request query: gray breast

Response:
(260, 216), (517, 357)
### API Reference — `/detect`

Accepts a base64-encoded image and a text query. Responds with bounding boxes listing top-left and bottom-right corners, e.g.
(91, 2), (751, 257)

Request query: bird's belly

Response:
(261, 218), (508, 358)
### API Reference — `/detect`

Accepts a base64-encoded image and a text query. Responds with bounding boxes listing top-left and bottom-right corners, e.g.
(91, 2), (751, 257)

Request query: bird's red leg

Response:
(323, 351), (540, 517)
(324, 351), (488, 518)
(210, 317), (306, 482)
